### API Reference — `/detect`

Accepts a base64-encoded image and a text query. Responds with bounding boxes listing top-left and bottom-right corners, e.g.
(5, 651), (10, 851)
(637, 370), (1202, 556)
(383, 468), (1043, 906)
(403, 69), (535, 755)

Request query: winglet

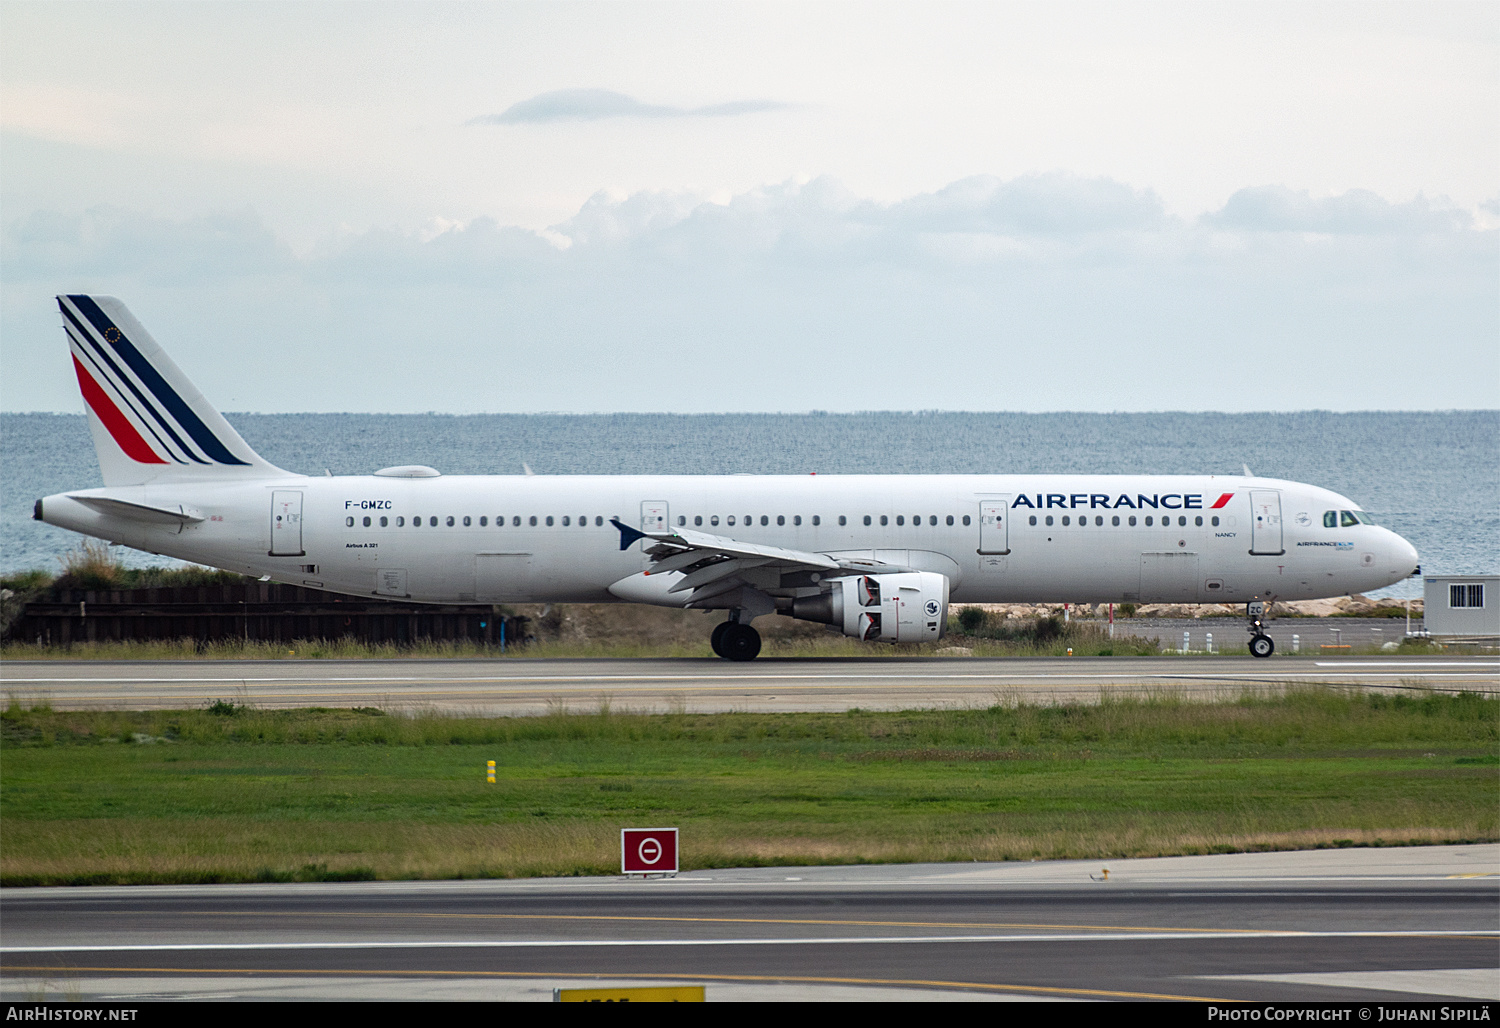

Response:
(1242, 463), (1255, 478)
(610, 517), (648, 551)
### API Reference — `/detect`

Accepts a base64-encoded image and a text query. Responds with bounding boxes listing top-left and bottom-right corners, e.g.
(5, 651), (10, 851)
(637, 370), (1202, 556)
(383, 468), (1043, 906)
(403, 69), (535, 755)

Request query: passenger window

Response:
(1029, 515), (1038, 526)
(1111, 516), (1119, 526)
(595, 516), (603, 526)
(1195, 516), (1203, 527)
(777, 515), (785, 526)
(1094, 516), (1102, 526)
(836, 516), (844, 526)
(727, 516), (736, 526)
(1128, 516), (1136, 526)
(397, 516), (405, 527)
(1045, 515), (1054, 526)
(792, 515), (800, 526)
(479, 517), (487, 527)
(1178, 516), (1187, 527)
(346, 517), (354, 527)
(929, 515), (937, 526)
(380, 516), (388, 527)
(529, 516), (537, 526)
(1340, 510), (1360, 527)
(579, 516), (586, 528)
(562, 516), (571, 526)
(1062, 516), (1070, 526)
(946, 515), (954, 526)
(360, 516), (369, 527)
(545, 516), (554, 526)
(744, 515), (751, 526)
(694, 515), (702, 526)
(863, 515), (872, 526)
(711, 516), (720, 526)
(880, 515), (889, 526)
(1323, 511), (1337, 528)
(463, 515), (472, 527)
(896, 515), (904, 526)
(446, 516), (455, 527)
(811, 515), (819, 526)
(1211, 516), (1219, 527)
(962, 515), (971, 526)
(1145, 516), (1153, 526)
(429, 517), (438, 527)
(761, 515), (770, 526)
(676, 516), (684, 526)
(513, 516), (521, 527)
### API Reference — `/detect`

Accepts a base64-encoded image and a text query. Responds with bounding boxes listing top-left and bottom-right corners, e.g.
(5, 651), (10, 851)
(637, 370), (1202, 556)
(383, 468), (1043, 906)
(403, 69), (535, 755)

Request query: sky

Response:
(1, 0), (1496, 413)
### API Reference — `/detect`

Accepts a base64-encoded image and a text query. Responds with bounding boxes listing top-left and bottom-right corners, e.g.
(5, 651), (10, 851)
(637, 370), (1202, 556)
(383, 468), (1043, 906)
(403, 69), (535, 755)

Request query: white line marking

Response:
(2, 929), (1493, 953)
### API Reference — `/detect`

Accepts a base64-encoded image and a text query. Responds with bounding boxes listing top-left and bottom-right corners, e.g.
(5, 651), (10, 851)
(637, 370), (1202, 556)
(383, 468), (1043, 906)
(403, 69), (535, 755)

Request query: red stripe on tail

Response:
(73, 355), (167, 464)
(1210, 492), (1234, 509)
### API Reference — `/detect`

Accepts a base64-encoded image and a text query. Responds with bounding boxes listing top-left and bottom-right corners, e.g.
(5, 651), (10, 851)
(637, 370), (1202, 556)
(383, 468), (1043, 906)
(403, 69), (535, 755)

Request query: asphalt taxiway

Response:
(2, 846), (1495, 1002)
(2, 655), (1494, 715)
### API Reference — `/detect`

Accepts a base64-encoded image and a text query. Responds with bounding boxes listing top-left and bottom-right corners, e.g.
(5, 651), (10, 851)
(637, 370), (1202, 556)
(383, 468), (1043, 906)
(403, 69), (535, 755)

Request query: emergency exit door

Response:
(1249, 490), (1284, 555)
(978, 497), (1010, 554)
(639, 501), (669, 552)
(270, 491), (304, 556)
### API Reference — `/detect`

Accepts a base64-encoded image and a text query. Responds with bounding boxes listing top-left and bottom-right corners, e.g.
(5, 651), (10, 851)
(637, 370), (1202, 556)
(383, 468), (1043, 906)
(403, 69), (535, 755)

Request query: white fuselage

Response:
(40, 473), (1420, 607)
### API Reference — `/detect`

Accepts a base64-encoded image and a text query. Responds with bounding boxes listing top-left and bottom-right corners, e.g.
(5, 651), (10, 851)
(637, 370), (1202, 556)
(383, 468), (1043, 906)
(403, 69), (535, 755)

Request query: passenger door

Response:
(1249, 490), (1284, 555)
(269, 491), (304, 556)
(978, 497), (1010, 554)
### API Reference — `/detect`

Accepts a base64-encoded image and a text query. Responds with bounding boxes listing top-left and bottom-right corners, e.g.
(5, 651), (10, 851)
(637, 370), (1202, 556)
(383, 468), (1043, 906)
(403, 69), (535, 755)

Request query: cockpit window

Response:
(1323, 511), (1337, 528)
(1352, 510), (1375, 525)
(1340, 510), (1360, 527)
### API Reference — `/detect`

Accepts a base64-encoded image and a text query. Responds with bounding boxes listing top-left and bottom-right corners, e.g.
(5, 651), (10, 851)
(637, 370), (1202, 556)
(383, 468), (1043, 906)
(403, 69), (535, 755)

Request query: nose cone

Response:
(1382, 528), (1420, 582)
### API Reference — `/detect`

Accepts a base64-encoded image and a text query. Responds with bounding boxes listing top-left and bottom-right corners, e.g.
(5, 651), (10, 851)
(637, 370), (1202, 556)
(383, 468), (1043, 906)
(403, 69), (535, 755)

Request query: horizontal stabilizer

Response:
(69, 495), (205, 524)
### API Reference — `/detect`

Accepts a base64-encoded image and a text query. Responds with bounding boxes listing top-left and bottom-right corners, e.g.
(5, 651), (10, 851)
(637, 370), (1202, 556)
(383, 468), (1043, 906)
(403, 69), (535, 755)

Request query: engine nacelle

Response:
(788, 572), (949, 643)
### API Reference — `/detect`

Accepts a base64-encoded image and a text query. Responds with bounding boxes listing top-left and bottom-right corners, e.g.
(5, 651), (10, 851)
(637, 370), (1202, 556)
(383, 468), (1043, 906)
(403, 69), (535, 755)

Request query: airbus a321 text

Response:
(36, 296), (1421, 659)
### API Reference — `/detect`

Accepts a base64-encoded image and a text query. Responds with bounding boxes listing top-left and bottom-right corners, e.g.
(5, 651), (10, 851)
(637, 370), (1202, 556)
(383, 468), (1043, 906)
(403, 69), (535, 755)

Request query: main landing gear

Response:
(1246, 601), (1275, 659)
(710, 619), (761, 661)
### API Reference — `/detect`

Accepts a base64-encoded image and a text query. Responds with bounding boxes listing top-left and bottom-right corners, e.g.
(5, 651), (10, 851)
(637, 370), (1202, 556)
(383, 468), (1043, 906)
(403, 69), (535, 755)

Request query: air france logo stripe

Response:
(61, 303), (204, 465)
(66, 324), (189, 464)
(71, 355), (167, 464)
(1210, 493), (1235, 509)
(63, 295), (248, 466)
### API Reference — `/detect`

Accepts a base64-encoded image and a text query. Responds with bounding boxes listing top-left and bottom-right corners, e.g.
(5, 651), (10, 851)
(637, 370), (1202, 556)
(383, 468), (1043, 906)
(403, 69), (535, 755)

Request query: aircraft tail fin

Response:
(57, 295), (292, 487)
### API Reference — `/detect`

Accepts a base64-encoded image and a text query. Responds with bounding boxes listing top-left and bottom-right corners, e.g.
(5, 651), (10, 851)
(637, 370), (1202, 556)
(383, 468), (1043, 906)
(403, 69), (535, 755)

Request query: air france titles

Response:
(1011, 492), (1230, 511)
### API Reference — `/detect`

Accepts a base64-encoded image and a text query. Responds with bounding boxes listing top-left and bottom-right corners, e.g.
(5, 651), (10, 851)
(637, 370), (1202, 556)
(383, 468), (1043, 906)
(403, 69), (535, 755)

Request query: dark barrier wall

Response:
(5, 583), (529, 647)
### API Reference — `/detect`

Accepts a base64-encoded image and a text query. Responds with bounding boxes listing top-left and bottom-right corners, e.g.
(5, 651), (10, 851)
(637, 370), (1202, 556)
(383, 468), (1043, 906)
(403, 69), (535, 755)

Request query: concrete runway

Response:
(2, 846), (1495, 1002)
(2, 655), (1495, 715)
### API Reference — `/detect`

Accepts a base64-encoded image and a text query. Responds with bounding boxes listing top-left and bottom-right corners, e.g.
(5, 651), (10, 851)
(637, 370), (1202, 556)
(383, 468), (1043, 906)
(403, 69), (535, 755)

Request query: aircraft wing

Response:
(609, 519), (909, 607)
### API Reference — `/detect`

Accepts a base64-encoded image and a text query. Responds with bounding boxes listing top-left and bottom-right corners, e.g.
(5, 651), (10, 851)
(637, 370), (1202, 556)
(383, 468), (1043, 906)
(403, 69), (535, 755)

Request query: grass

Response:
(1, 687), (1494, 885)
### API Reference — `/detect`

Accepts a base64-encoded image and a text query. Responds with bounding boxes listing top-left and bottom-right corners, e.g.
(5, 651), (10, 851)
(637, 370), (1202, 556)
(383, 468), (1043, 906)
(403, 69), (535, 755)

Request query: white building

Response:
(1422, 575), (1500, 638)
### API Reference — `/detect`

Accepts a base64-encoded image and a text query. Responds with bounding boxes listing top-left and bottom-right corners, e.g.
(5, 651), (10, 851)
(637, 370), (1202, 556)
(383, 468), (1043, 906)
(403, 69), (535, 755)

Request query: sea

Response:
(3, 411), (1495, 600)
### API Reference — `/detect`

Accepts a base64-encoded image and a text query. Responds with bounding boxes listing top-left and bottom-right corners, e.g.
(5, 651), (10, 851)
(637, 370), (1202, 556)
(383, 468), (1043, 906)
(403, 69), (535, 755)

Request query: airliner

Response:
(35, 295), (1421, 659)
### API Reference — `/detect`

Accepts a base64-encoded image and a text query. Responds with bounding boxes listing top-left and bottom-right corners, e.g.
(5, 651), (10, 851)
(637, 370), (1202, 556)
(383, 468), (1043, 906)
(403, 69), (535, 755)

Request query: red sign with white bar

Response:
(621, 827), (678, 874)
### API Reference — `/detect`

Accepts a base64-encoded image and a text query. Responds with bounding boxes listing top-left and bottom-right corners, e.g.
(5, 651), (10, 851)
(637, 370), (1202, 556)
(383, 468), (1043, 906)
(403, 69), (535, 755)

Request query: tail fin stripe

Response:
(67, 327), (190, 464)
(67, 295), (248, 466)
(61, 303), (208, 465)
(71, 356), (168, 464)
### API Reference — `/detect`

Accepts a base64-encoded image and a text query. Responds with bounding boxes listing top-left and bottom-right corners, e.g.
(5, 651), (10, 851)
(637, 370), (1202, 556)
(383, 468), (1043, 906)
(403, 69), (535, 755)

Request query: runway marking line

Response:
(0, 965), (1234, 1002)
(5, 930), (1493, 952)
(178, 910), (1295, 934)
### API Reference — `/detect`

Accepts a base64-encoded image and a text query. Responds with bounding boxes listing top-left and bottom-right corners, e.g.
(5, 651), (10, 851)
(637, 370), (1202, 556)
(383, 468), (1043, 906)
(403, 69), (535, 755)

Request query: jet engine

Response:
(785, 572), (949, 643)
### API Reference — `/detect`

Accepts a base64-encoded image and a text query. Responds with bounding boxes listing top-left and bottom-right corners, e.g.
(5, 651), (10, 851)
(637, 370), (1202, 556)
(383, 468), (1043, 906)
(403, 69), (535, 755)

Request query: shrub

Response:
(956, 606), (988, 634)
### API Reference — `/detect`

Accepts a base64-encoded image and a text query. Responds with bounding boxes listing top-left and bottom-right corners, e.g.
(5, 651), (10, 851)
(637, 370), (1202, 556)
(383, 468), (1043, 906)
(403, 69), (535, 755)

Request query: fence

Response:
(4, 583), (529, 648)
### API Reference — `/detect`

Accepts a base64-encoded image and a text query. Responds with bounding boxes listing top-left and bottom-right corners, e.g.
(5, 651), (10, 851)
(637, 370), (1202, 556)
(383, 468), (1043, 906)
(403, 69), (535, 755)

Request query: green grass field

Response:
(1, 687), (1494, 886)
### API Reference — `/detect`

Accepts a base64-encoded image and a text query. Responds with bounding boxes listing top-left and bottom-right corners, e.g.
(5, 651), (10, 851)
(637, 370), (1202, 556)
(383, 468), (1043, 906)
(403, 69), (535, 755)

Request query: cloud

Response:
(469, 88), (791, 125)
(3, 175), (1493, 415)
(1205, 185), (1472, 234)
(883, 173), (1168, 235)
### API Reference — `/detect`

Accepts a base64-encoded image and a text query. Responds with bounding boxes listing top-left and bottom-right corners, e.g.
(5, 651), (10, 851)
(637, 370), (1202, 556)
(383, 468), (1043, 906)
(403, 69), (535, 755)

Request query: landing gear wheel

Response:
(710, 621), (730, 658)
(721, 623), (762, 661)
(1249, 634), (1275, 659)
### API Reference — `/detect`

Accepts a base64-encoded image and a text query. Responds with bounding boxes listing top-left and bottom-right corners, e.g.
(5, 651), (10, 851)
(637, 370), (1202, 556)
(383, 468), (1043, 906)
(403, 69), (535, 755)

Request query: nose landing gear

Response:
(1246, 601), (1275, 658)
